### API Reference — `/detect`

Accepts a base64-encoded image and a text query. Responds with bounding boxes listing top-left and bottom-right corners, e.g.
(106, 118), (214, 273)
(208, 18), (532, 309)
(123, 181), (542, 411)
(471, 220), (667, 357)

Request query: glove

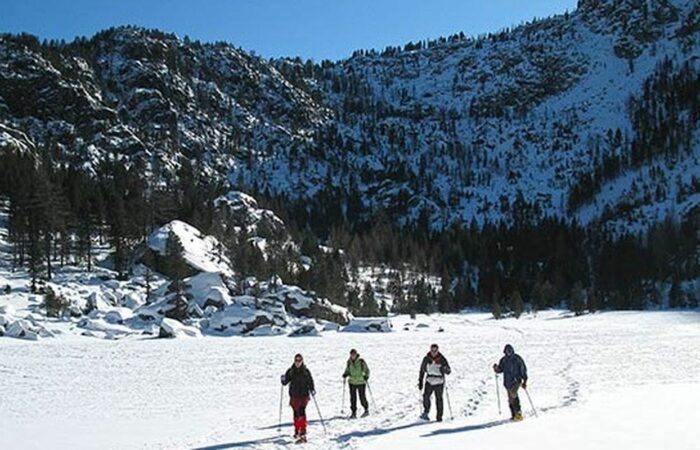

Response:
(522, 381), (527, 390)
(310, 390), (316, 396)
(342, 373), (349, 378)
(492, 363), (499, 372)
(364, 374), (369, 381)
(440, 366), (451, 375)
(418, 382), (423, 390)
(280, 374), (286, 385)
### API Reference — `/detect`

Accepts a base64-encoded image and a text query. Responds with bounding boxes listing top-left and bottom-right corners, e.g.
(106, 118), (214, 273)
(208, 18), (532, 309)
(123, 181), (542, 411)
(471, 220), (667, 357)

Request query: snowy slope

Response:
(0, 310), (697, 449)
(1, 0), (698, 233)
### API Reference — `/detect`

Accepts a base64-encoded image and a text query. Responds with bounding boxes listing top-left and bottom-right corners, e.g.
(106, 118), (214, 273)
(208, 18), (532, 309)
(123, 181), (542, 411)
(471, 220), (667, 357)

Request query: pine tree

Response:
(669, 275), (682, 308)
(511, 289), (524, 318)
(163, 231), (190, 295)
(491, 298), (502, 320)
(346, 287), (360, 314)
(569, 281), (586, 316)
(44, 286), (67, 318)
(360, 282), (379, 316)
(438, 269), (454, 312)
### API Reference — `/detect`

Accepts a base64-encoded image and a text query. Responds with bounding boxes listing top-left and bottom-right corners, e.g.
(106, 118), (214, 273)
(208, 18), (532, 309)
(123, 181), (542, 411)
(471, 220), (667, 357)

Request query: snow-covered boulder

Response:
(207, 304), (275, 335)
(214, 191), (288, 241)
(6, 320), (40, 340)
(158, 318), (201, 338)
(270, 285), (351, 325)
(104, 308), (135, 325)
(143, 220), (232, 277)
(289, 323), (320, 337)
(321, 322), (341, 332)
(342, 317), (393, 333)
(121, 292), (145, 310)
(187, 272), (232, 309)
(86, 292), (112, 314)
(77, 318), (135, 337)
(244, 324), (286, 337)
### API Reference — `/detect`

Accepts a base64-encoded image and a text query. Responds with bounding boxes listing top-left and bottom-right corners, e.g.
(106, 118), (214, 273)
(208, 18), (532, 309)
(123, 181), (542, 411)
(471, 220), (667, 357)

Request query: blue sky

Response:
(1, 0), (577, 61)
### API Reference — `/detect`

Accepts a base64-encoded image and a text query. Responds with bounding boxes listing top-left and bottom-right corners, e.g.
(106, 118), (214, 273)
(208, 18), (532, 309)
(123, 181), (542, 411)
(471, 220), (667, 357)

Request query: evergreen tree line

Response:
(0, 151), (223, 288)
(260, 190), (699, 316)
(1, 149), (697, 316)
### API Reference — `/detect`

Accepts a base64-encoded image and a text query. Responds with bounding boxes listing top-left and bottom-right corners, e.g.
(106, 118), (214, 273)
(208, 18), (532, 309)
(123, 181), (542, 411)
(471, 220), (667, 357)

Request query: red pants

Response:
(290, 396), (309, 435)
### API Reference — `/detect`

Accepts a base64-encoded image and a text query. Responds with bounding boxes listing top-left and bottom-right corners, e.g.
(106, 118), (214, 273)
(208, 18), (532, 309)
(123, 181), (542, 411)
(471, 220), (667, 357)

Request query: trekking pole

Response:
(277, 384), (284, 432)
(311, 393), (328, 435)
(524, 387), (538, 417)
(366, 381), (378, 411)
(494, 373), (502, 415)
(444, 382), (454, 420)
(340, 378), (346, 414)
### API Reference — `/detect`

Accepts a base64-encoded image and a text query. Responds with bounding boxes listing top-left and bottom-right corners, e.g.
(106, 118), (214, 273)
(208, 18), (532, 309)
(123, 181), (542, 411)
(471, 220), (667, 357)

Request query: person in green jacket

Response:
(342, 348), (370, 418)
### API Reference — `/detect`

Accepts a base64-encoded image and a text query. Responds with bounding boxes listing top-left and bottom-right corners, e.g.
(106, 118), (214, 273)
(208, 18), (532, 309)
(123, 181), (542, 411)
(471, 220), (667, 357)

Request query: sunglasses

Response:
(294, 358), (303, 363)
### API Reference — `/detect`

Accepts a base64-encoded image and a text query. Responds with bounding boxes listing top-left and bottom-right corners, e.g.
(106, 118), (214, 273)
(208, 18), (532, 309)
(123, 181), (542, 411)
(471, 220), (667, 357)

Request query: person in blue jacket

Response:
(493, 344), (528, 421)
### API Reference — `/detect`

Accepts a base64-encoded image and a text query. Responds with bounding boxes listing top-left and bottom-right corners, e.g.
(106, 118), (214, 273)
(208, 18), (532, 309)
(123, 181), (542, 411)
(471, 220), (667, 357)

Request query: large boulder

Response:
(207, 304), (275, 335)
(103, 307), (135, 325)
(187, 272), (233, 310)
(342, 317), (393, 333)
(5, 319), (40, 340)
(142, 220), (233, 277)
(213, 191), (288, 241)
(269, 285), (351, 325)
(158, 318), (201, 338)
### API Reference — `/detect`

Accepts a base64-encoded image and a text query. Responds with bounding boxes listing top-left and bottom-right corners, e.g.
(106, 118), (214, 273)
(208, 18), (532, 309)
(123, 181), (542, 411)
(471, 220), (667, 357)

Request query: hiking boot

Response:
(361, 410), (370, 418)
(513, 413), (524, 421)
(419, 412), (430, 420)
(349, 412), (357, 419)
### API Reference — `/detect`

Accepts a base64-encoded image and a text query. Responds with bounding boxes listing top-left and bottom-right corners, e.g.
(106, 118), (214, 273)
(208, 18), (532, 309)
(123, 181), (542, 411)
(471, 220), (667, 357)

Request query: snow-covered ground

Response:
(1, 310), (698, 449)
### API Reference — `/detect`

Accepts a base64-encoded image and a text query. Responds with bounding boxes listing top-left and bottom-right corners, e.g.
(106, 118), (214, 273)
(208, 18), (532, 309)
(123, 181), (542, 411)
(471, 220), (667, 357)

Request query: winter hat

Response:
(504, 344), (514, 355)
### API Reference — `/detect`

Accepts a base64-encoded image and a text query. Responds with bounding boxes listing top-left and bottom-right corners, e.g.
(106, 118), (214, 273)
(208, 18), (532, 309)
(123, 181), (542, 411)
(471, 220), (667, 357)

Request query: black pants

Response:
(349, 383), (368, 413)
(423, 383), (444, 420)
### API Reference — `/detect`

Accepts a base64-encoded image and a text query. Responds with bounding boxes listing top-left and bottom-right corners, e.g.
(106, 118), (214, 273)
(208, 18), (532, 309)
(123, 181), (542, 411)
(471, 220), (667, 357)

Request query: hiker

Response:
(342, 348), (370, 418)
(493, 344), (528, 421)
(281, 353), (315, 442)
(418, 343), (451, 421)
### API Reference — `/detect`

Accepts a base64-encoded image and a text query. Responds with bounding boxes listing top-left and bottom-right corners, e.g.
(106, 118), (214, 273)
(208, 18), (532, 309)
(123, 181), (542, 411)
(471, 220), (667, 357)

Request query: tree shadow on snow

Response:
(421, 418), (512, 437)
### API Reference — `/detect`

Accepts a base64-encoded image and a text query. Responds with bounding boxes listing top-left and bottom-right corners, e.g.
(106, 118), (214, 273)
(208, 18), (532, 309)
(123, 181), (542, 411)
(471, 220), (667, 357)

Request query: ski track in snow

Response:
(1, 310), (699, 449)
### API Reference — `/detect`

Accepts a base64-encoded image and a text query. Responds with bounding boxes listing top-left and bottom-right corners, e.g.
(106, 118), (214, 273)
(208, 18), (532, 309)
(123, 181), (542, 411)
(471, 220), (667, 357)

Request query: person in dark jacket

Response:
(493, 344), (528, 421)
(342, 348), (371, 418)
(281, 353), (315, 441)
(418, 343), (451, 421)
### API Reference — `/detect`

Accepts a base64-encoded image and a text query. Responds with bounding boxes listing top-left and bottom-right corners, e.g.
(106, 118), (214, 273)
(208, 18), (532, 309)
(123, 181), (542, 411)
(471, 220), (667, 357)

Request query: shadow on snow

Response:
(421, 418), (514, 437)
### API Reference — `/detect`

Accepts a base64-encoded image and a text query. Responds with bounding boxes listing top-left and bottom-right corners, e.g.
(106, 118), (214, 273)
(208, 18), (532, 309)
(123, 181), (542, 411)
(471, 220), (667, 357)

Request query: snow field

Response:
(0, 310), (698, 449)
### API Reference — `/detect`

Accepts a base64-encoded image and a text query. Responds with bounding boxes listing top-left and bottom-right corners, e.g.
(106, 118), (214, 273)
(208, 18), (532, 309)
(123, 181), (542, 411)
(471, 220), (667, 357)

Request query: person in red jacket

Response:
(281, 353), (315, 442)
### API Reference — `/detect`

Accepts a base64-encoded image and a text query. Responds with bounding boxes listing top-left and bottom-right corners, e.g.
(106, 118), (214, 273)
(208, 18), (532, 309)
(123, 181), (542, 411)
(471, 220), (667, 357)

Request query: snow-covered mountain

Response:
(0, 0), (698, 233)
